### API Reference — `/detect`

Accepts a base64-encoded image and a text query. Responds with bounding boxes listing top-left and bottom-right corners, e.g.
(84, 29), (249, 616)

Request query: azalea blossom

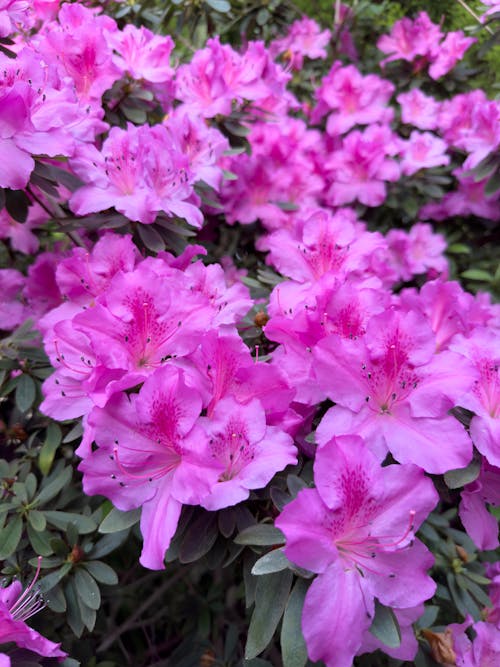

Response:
(314, 309), (474, 473)
(0, 558), (66, 660)
(276, 434), (437, 667)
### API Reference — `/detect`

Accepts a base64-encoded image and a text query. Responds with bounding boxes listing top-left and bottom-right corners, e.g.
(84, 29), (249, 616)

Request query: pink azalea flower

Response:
(175, 37), (270, 118)
(399, 279), (494, 352)
(399, 131), (449, 176)
(275, 434), (437, 667)
(164, 110), (229, 190)
(325, 125), (400, 207)
(270, 17), (331, 69)
(397, 88), (440, 130)
(0, 558), (66, 659)
(377, 12), (443, 65)
(0, 0), (31, 37)
(386, 222), (448, 281)
(314, 309), (474, 473)
(0, 268), (26, 330)
(313, 62), (394, 135)
(55, 233), (140, 305)
(0, 203), (46, 254)
(33, 3), (121, 103)
(70, 123), (203, 227)
(420, 170), (500, 222)
(80, 366), (219, 569)
(428, 31), (476, 80)
(481, 0), (500, 19)
(450, 329), (500, 467)
(265, 274), (388, 405)
(261, 208), (389, 284)
(459, 461), (500, 551)
(198, 397), (296, 510)
(438, 92), (500, 170)
(109, 24), (174, 84)
(449, 619), (500, 666)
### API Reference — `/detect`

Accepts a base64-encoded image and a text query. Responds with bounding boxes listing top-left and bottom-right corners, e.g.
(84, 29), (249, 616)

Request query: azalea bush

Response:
(1, 1), (500, 666)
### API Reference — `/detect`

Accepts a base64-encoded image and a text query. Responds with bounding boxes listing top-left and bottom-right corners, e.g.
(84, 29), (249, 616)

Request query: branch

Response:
(97, 568), (186, 653)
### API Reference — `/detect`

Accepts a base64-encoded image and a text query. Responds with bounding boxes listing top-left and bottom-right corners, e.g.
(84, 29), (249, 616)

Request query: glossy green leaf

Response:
(369, 599), (402, 648)
(99, 507), (141, 534)
(251, 548), (290, 575)
(83, 561), (118, 586)
(44, 511), (97, 534)
(35, 466), (72, 505)
(74, 568), (101, 610)
(15, 374), (36, 412)
(235, 523), (285, 546)
(0, 515), (22, 559)
(39, 422), (62, 475)
(444, 459), (481, 489)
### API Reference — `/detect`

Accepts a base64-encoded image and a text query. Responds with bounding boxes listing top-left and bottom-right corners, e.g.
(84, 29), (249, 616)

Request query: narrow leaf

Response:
(245, 570), (293, 659)
(281, 578), (309, 667)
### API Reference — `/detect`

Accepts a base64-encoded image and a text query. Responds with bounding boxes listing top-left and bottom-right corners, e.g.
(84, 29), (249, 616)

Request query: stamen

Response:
(53, 339), (90, 375)
(10, 556), (46, 621)
(112, 447), (176, 482)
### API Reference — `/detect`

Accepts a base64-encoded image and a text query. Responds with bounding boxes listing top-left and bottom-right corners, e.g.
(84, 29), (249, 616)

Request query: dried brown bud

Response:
(456, 545), (469, 563)
(199, 649), (216, 667)
(69, 545), (85, 564)
(254, 310), (269, 328)
(422, 628), (457, 666)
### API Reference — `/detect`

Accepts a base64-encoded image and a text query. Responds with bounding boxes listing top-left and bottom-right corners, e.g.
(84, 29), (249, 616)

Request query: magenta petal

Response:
(314, 434), (379, 510)
(139, 479), (182, 570)
(275, 488), (338, 574)
(0, 139), (34, 189)
(302, 561), (374, 667)
(366, 540), (436, 608)
(459, 488), (499, 551)
(384, 403), (472, 473)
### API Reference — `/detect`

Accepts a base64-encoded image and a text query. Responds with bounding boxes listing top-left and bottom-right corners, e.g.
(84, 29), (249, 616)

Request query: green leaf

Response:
(98, 507), (141, 534)
(65, 578), (85, 638)
(235, 523), (285, 546)
(15, 374), (36, 412)
(485, 170), (500, 196)
(281, 578), (309, 667)
(137, 224), (166, 253)
(73, 568), (101, 610)
(245, 569), (293, 659)
(5, 188), (29, 222)
(28, 510), (47, 532)
(44, 511), (97, 534)
(39, 422), (62, 475)
(83, 561), (118, 586)
(221, 168), (238, 180)
(90, 530), (129, 559)
(252, 548), (291, 575)
(179, 512), (218, 563)
(369, 599), (402, 648)
(461, 269), (493, 282)
(0, 515), (22, 558)
(287, 475), (307, 497)
(205, 0), (230, 11)
(447, 243), (470, 255)
(444, 459), (481, 489)
(39, 562), (72, 594)
(35, 466), (72, 505)
(28, 524), (53, 556)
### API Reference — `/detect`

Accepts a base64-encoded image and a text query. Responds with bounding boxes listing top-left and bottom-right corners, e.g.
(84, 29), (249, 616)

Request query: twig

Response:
(97, 569), (185, 653)
(455, 0), (494, 35)
(26, 185), (86, 248)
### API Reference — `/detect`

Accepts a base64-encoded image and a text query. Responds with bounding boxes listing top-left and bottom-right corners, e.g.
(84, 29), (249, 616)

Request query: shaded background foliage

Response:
(0, 1), (499, 666)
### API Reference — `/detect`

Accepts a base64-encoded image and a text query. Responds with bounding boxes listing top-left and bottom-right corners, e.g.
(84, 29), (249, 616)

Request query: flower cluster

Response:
(1, 2), (500, 666)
